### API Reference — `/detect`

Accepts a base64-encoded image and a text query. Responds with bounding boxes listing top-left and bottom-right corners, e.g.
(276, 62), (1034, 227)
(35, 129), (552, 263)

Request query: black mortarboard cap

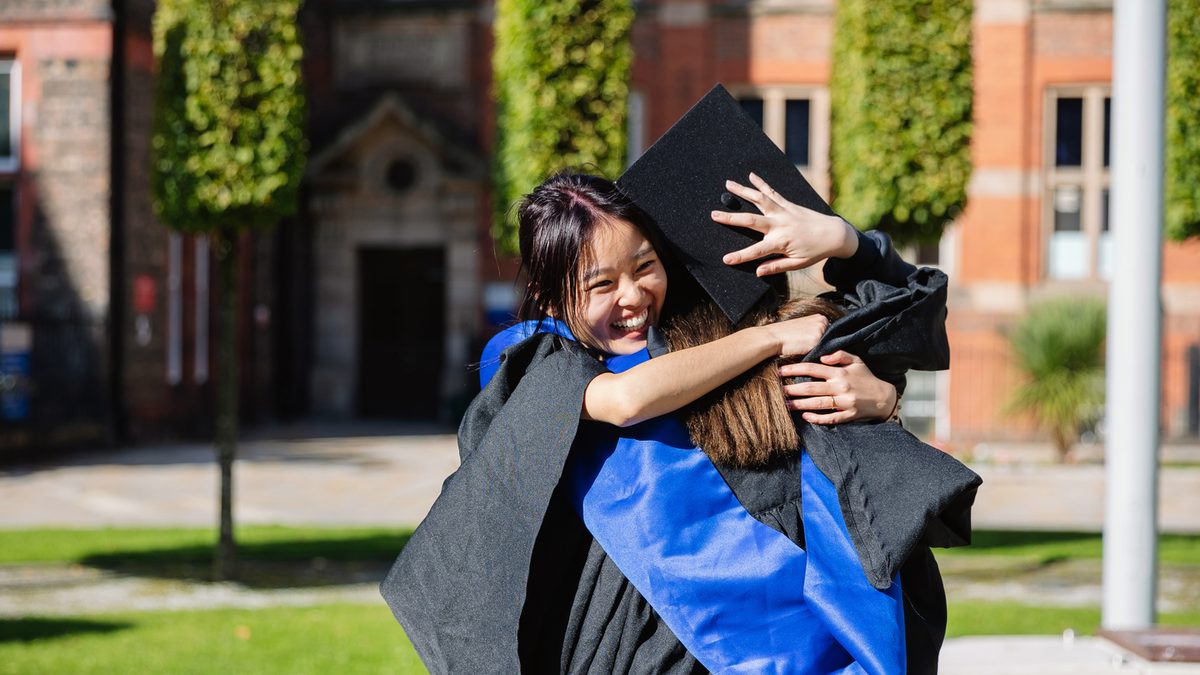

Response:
(617, 84), (837, 325)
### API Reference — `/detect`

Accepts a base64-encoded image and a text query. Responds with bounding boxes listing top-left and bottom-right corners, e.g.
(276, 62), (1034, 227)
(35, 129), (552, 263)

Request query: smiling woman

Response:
(513, 172), (830, 428)
(573, 219), (666, 356)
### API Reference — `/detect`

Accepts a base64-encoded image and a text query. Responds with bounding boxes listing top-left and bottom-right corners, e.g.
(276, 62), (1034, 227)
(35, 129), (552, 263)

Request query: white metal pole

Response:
(1101, 0), (1166, 630)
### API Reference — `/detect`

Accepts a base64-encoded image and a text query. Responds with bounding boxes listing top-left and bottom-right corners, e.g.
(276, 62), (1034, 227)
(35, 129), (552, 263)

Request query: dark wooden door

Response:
(357, 247), (445, 419)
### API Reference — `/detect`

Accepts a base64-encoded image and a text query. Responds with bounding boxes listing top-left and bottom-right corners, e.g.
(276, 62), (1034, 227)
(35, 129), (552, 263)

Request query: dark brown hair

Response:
(663, 296), (845, 467)
(516, 173), (663, 344)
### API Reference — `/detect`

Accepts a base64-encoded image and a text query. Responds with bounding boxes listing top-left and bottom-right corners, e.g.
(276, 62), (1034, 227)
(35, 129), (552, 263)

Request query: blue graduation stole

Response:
(481, 323), (907, 674)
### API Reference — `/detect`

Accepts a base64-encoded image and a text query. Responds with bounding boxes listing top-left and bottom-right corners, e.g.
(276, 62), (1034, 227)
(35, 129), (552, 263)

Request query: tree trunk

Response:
(213, 233), (240, 581)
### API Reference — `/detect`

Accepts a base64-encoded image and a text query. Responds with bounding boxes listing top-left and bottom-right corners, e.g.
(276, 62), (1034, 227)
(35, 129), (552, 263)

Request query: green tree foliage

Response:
(1166, 0), (1200, 241)
(829, 0), (973, 244)
(1006, 298), (1106, 461)
(492, 0), (633, 254)
(152, 0), (306, 580)
(152, 0), (306, 233)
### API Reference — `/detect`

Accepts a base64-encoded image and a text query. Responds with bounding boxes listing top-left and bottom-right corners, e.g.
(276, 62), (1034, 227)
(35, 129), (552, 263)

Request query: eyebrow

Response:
(581, 244), (656, 282)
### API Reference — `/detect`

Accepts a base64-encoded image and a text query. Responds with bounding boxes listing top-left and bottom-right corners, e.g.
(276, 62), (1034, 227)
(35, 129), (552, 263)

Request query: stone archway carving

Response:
(306, 93), (484, 420)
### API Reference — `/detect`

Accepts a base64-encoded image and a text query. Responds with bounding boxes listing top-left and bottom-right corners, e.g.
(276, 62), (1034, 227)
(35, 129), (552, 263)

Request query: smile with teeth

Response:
(611, 309), (649, 332)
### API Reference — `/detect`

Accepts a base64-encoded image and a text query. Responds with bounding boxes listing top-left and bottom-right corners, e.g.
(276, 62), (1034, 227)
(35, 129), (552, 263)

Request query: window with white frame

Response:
(0, 59), (17, 319)
(0, 182), (14, 319)
(1046, 87), (1111, 281)
(730, 85), (831, 201)
(902, 367), (950, 441)
(0, 59), (19, 172)
(166, 232), (183, 384)
(627, 89), (646, 167)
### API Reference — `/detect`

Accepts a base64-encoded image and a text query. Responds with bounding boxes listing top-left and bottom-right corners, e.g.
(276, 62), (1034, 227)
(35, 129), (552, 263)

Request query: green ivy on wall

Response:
(1167, 0), (1200, 241)
(830, 0), (973, 245)
(492, 0), (633, 255)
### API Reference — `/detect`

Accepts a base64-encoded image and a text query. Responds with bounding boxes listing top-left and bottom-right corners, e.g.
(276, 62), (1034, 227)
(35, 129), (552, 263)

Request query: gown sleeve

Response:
(797, 253), (980, 591)
(822, 229), (918, 290)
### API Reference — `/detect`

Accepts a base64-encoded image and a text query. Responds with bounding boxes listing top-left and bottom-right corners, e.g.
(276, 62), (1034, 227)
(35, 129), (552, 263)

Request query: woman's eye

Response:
(587, 280), (612, 292)
(637, 259), (657, 272)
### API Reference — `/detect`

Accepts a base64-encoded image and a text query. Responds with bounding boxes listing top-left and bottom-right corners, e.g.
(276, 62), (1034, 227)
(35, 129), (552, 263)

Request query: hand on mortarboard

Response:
(714, 173), (861, 277)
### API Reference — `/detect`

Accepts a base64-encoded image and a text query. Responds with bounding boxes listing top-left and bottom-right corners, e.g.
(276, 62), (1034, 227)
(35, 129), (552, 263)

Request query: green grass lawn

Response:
(947, 602), (1200, 637)
(2, 601), (1198, 675)
(0, 604), (426, 675)
(936, 530), (1200, 566)
(0, 525), (412, 566)
(1, 525), (1196, 672)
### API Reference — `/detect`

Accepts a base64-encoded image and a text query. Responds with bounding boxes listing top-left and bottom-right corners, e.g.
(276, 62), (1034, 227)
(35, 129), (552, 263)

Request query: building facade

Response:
(0, 0), (279, 452)
(624, 0), (1200, 447)
(1, 0), (1196, 454)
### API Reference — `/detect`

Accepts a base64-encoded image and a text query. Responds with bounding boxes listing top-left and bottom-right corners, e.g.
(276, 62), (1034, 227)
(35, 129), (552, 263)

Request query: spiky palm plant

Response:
(1006, 298), (1106, 461)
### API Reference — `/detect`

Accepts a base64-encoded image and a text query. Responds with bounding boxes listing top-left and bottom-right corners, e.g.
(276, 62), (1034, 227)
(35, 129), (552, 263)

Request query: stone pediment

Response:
(307, 92), (483, 188)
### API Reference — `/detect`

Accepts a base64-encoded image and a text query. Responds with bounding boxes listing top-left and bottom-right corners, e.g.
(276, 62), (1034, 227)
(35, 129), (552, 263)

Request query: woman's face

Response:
(571, 218), (668, 355)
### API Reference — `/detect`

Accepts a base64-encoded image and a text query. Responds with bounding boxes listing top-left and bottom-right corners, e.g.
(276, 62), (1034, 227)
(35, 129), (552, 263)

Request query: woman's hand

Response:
(779, 351), (898, 424)
(761, 314), (830, 358)
(713, 173), (860, 276)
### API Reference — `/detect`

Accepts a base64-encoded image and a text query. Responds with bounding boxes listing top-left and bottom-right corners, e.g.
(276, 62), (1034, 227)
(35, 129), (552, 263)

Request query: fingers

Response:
(747, 172), (789, 209)
(723, 179), (775, 214)
(755, 258), (809, 276)
(779, 361), (840, 380)
(799, 410), (857, 425)
(781, 381), (830, 398)
(786, 395), (840, 411)
(819, 350), (862, 366)
(722, 239), (777, 266)
(712, 210), (770, 233)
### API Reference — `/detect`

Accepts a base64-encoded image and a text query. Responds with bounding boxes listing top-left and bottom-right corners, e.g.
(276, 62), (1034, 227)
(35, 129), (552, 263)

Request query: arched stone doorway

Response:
(306, 94), (483, 420)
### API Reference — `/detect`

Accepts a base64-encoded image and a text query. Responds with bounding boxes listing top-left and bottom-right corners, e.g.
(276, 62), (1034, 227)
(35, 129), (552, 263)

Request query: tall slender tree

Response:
(152, 0), (307, 579)
(1167, 0), (1200, 241)
(492, 0), (633, 255)
(830, 0), (973, 244)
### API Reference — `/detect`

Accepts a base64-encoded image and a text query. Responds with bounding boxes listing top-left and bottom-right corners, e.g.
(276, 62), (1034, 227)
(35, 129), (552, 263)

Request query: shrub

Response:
(1006, 298), (1106, 460)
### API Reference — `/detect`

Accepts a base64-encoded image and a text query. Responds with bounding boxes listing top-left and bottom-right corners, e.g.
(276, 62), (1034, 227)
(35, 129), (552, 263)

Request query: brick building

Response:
(1, 0), (124, 448)
(621, 0), (1200, 446)
(0, 0), (279, 451)
(1, 0), (1197, 452)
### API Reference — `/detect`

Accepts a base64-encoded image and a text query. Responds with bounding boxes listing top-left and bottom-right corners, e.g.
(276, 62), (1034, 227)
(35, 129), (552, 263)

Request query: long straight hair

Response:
(663, 296), (845, 467)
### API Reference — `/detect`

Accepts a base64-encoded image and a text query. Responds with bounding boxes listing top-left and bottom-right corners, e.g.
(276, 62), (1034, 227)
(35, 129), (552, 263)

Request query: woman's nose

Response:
(616, 278), (646, 307)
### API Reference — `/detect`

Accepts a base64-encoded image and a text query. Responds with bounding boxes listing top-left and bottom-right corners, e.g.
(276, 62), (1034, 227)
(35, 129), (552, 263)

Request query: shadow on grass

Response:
(0, 617), (131, 643)
(966, 530), (1098, 550)
(79, 532), (413, 589)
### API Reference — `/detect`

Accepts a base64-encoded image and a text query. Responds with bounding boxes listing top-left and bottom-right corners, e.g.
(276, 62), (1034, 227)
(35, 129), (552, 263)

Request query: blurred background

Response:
(0, 0), (1198, 673)
(2, 0), (1198, 456)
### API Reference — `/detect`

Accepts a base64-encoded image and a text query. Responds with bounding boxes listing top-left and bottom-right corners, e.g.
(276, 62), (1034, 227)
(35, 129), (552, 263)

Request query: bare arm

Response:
(582, 314), (828, 427)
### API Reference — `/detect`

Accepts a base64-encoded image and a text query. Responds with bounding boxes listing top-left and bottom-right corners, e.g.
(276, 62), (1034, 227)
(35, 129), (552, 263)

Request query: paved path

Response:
(971, 464), (1200, 534)
(0, 426), (459, 528)
(2, 427), (1198, 533)
(941, 636), (1200, 674)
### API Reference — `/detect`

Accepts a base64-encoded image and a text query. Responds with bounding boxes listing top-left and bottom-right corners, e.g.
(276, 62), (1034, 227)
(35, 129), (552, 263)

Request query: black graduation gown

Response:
(381, 231), (981, 674)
